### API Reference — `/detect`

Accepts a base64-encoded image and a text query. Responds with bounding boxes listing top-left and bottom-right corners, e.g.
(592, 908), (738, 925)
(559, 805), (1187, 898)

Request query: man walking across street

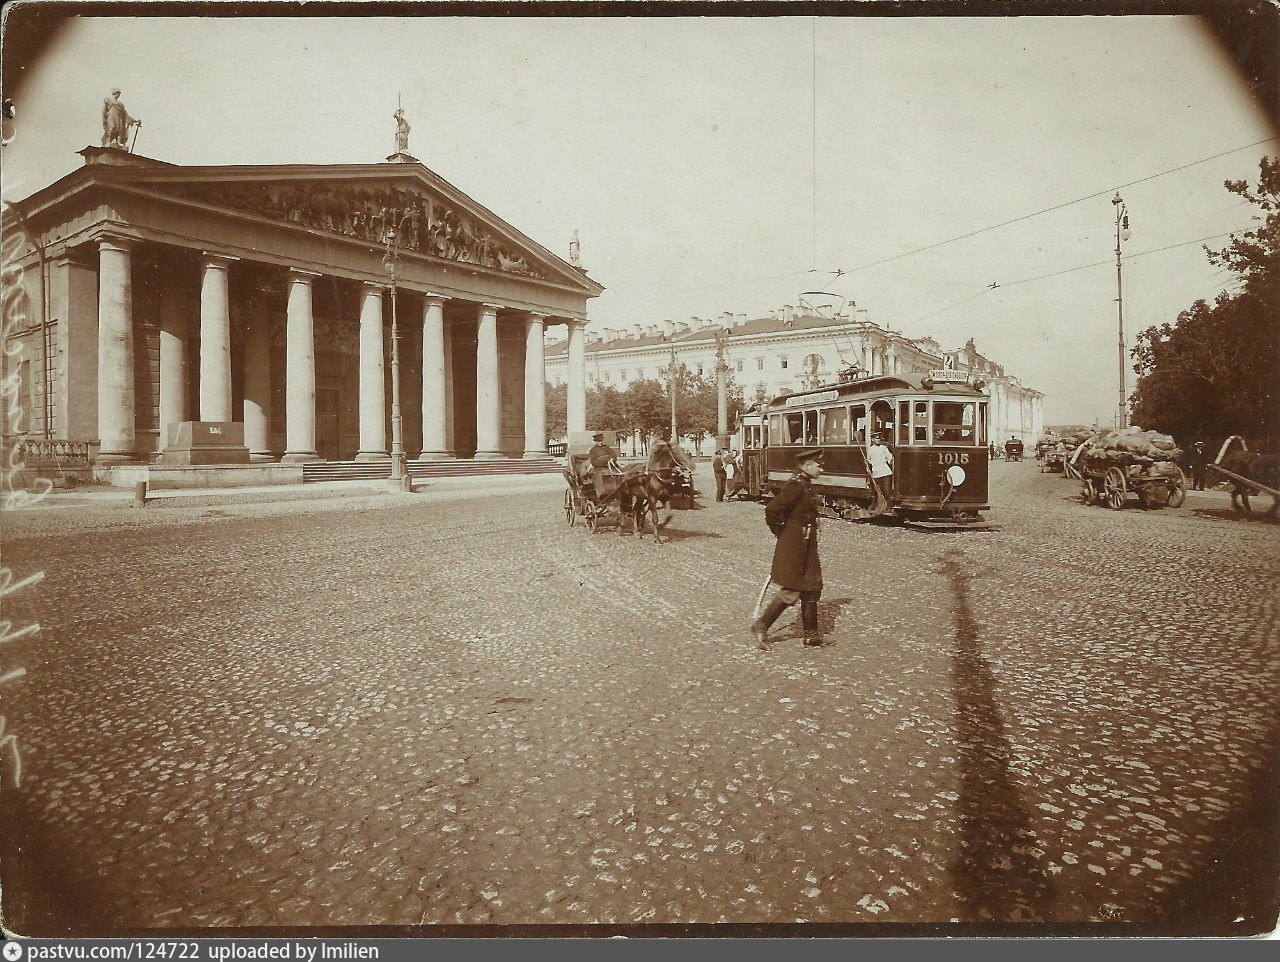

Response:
(1189, 439), (1208, 491)
(752, 448), (825, 650)
(868, 431), (894, 515)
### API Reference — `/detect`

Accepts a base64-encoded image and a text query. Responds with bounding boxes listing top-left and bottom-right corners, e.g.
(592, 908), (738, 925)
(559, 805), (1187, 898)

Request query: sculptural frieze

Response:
(173, 181), (549, 280)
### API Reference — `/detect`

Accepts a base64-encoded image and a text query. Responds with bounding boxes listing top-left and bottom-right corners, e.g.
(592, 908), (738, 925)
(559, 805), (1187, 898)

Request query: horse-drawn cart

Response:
(562, 431), (627, 533)
(1079, 459), (1186, 510)
(1036, 439), (1066, 473)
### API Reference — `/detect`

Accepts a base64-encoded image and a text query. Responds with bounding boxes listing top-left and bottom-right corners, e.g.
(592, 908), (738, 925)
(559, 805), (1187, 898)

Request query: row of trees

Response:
(1131, 156), (1279, 446)
(545, 367), (748, 453)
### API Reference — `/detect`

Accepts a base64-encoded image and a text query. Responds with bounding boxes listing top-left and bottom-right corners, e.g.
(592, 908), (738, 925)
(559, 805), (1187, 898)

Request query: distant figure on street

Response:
(752, 448), (825, 650)
(1189, 439), (1208, 491)
(712, 449), (727, 502)
(868, 432), (894, 514)
(102, 88), (140, 149)
(989, 441), (997, 461)
(588, 432), (619, 497)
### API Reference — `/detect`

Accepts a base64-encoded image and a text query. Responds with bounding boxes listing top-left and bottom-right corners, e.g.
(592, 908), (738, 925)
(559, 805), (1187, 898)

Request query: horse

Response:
(614, 441), (694, 542)
(1219, 449), (1280, 518)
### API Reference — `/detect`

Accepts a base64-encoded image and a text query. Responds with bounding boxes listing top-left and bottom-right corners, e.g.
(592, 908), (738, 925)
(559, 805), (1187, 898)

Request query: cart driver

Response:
(588, 433), (620, 497)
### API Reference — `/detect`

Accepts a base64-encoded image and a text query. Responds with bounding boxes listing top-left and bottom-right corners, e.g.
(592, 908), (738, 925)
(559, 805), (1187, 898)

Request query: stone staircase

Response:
(302, 457), (563, 484)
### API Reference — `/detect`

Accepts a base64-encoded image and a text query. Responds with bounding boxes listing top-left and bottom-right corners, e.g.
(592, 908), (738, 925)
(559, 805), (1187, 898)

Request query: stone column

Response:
(356, 282), (389, 460)
(442, 319), (456, 457)
(523, 312), (548, 459)
(566, 318), (586, 435)
(51, 249), (99, 442)
(282, 269), (321, 462)
(419, 293), (451, 459)
(157, 266), (188, 454)
(199, 253), (237, 421)
(95, 235), (136, 464)
(243, 292), (273, 461)
(474, 303), (503, 460)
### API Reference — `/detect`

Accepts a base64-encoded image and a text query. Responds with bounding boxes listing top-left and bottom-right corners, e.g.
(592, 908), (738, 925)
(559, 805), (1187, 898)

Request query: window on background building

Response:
(637, 368), (644, 380)
(756, 357), (764, 370)
(735, 359), (744, 373)
(755, 382), (768, 401)
(780, 357), (789, 369)
(696, 364), (704, 376)
(590, 372), (597, 383)
(604, 371), (611, 382)
(620, 370), (628, 382)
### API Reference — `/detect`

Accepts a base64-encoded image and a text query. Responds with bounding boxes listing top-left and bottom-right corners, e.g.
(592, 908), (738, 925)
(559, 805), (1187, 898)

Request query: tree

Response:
(545, 382), (567, 439)
(1131, 156), (1279, 445)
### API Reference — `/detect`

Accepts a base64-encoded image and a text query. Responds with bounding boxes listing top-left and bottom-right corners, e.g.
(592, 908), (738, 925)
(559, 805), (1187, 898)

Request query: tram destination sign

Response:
(927, 369), (971, 384)
(786, 389), (840, 405)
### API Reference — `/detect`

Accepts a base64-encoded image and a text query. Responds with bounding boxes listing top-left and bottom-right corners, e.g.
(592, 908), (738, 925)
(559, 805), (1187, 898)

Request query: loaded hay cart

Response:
(1035, 436), (1067, 473)
(1077, 427), (1186, 510)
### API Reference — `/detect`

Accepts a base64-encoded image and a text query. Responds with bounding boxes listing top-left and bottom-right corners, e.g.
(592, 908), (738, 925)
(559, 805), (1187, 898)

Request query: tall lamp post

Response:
(668, 344), (679, 442)
(383, 210), (409, 488)
(1112, 192), (1131, 429)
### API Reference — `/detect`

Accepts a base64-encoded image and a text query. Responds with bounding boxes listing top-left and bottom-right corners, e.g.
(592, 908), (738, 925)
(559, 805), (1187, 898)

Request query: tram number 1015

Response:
(936, 452), (970, 466)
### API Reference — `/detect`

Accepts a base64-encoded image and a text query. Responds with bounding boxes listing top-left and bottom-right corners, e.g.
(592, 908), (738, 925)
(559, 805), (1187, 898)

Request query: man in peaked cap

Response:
(587, 432), (619, 497)
(753, 448), (826, 650)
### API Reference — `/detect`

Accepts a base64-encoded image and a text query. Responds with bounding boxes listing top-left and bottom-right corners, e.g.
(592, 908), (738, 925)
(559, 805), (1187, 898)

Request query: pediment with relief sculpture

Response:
(158, 176), (555, 281)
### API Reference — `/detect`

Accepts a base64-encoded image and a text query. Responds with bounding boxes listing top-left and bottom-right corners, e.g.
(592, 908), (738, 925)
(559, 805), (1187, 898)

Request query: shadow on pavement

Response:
(0, 784), (124, 935)
(1157, 735), (1280, 936)
(940, 548), (1057, 923)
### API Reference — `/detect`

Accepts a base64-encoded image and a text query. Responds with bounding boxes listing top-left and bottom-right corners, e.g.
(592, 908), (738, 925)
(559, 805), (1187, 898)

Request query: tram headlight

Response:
(946, 465), (966, 487)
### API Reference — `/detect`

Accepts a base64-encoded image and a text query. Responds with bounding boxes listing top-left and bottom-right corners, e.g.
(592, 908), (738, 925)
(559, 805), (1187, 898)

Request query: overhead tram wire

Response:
(896, 228), (1250, 331)
(828, 136), (1279, 281)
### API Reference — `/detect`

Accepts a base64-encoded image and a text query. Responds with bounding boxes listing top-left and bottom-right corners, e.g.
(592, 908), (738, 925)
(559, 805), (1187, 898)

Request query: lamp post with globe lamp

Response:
(1112, 192), (1131, 429)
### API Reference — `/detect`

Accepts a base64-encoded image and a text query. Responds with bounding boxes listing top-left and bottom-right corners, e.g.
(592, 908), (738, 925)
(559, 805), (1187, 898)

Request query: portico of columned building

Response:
(2, 146), (601, 486)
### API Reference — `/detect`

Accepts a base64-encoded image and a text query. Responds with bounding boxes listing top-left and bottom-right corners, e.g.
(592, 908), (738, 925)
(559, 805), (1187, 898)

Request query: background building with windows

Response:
(544, 305), (1044, 444)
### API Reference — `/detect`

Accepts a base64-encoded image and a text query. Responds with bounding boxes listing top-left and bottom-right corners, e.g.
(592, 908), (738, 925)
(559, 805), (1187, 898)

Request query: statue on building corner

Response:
(394, 107), (411, 154)
(102, 88), (141, 149)
(569, 230), (582, 268)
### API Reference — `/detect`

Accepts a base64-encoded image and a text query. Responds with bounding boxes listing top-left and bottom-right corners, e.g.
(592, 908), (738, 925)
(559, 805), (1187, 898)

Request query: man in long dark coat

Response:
(752, 448), (825, 650)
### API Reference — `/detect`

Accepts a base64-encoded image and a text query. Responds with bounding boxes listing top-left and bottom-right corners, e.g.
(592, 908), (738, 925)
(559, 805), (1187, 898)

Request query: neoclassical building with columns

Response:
(2, 145), (599, 485)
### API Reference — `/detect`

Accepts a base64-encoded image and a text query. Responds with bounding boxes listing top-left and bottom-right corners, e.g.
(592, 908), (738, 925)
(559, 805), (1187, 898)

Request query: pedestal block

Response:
(161, 421), (251, 466)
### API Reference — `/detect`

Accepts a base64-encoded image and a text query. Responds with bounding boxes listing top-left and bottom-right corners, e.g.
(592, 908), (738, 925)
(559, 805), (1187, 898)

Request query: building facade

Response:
(544, 306), (1044, 444)
(2, 145), (600, 480)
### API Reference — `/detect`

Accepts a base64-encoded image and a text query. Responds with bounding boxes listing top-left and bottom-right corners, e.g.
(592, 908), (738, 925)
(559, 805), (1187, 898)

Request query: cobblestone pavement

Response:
(2, 462), (1277, 934)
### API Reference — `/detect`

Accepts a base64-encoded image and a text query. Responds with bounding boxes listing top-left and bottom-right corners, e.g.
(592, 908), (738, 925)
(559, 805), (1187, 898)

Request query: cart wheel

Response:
(1167, 466), (1187, 508)
(1082, 478), (1096, 503)
(587, 504), (600, 533)
(564, 488), (576, 525)
(1105, 467), (1127, 510)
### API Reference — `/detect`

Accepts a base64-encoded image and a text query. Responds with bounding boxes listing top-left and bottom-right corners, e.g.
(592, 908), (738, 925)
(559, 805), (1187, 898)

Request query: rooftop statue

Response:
(569, 229), (582, 267)
(394, 107), (410, 154)
(102, 88), (140, 150)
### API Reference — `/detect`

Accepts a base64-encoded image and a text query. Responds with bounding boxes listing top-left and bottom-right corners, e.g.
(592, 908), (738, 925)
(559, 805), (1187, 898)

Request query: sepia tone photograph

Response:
(1, 0), (1278, 940)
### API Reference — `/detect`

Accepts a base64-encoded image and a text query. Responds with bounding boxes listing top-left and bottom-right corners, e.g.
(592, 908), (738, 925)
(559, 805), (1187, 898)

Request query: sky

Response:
(2, 12), (1275, 426)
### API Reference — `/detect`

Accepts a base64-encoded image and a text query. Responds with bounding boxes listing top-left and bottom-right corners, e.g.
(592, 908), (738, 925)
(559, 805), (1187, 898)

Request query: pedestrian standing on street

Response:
(724, 449), (741, 499)
(868, 432), (894, 515)
(713, 449), (727, 502)
(989, 441), (997, 461)
(752, 448), (825, 651)
(1189, 439), (1208, 490)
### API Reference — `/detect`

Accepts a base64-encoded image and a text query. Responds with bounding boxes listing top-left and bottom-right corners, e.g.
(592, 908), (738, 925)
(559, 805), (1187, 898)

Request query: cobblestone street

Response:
(2, 463), (1277, 934)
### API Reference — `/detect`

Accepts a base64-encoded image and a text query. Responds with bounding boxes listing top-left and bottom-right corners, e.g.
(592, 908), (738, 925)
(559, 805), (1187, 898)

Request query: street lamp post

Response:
(1112, 192), (1131, 429)
(668, 344), (679, 443)
(383, 211), (408, 488)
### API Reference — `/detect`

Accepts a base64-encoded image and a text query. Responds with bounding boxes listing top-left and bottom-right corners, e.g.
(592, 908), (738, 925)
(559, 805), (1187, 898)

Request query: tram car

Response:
(736, 370), (992, 528)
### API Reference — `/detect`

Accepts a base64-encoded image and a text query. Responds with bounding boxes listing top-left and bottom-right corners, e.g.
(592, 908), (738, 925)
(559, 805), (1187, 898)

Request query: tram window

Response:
(781, 412), (804, 444)
(821, 407), (848, 444)
(914, 400), (928, 443)
(979, 403), (988, 446)
(933, 401), (977, 445)
(850, 404), (867, 444)
(899, 401), (911, 446)
(770, 414), (785, 443)
(803, 410), (818, 445)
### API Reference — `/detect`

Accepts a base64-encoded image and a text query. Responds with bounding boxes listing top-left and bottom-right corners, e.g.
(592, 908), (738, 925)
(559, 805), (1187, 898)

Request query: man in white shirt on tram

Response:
(867, 431), (894, 515)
